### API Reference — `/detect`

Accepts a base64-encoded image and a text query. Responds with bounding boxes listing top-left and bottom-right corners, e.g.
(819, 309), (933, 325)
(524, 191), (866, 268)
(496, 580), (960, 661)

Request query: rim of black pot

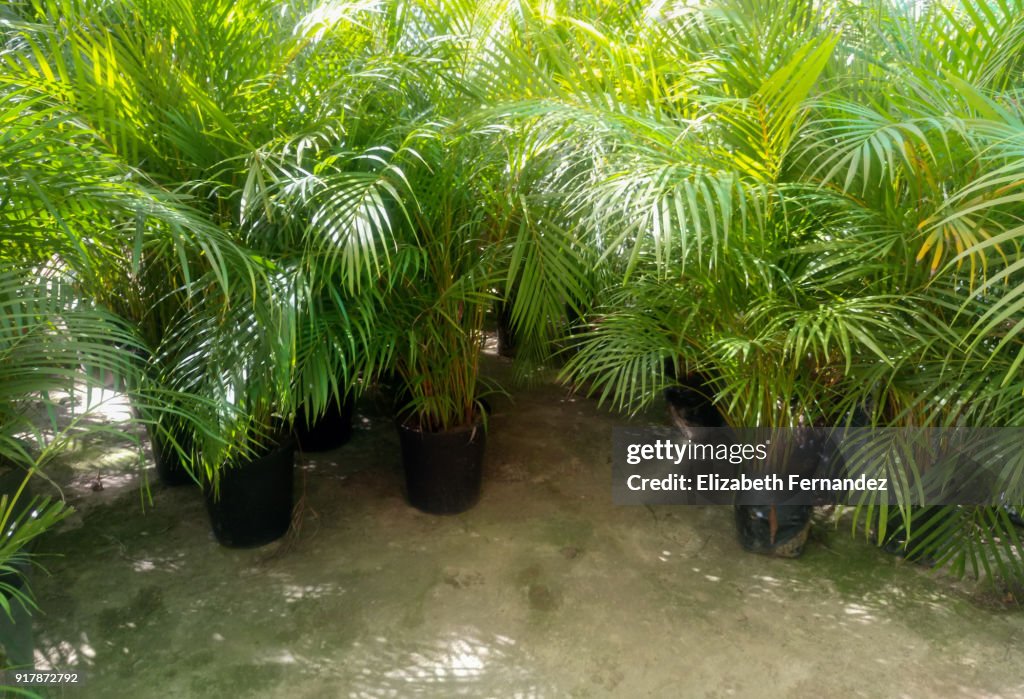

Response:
(395, 399), (490, 434)
(202, 435), (297, 488)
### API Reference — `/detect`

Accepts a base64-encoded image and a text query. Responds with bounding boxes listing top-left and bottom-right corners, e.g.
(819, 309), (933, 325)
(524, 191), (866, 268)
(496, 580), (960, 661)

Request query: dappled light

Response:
(34, 633), (97, 671)
(346, 631), (544, 698)
(129, 553), (186, 574)
(4, 0), (1024, 695)
(9, 375), (1024, 696)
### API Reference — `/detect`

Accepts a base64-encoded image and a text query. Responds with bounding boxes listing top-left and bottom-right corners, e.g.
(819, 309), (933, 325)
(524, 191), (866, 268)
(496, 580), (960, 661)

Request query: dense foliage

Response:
(3, 0), (1024, 579)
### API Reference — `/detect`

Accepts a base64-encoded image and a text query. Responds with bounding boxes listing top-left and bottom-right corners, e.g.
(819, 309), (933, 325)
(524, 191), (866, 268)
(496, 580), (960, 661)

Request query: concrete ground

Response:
(19, 353), (1024, 698)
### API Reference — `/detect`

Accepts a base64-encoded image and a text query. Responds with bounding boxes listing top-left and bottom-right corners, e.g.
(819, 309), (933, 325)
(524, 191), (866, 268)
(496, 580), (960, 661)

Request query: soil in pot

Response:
(294, 396), (355, 452)
(205, 440), (295, 548)
(396, 415), (486, 515)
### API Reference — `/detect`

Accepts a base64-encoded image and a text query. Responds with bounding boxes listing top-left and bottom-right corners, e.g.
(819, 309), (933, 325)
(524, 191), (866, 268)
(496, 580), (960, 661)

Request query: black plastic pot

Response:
(205, 440), (295, 548)
(665, 377), (725, 432)
(294, 396), (355, 452)
(148, 427), (194, 487)
(733, 430), (829, 558)
(880, 506), (953, 566)
(396, 418), (486, 515)
(734, 503), (813, 558)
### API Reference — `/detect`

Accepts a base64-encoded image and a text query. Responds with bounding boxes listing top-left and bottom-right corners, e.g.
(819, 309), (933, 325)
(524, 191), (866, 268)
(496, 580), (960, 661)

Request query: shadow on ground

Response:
(21, 354), (1024, 698)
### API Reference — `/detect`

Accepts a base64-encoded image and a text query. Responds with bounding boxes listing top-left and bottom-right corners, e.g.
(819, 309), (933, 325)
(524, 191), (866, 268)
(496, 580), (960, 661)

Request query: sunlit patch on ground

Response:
(20, 359), (1024, 698)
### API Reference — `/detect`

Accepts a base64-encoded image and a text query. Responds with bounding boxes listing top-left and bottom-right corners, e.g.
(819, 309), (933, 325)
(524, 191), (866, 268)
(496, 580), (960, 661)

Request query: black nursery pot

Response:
(732, 426), (841, 558)
(397, 418), (486, 515)
(734, 502), (813, 558)
(733, 465), (817, 559)
(148, 427), (194, 487)
(205, 440), (295, 548)
(295, 396), (355, 453)
(880, 506), (951, 566)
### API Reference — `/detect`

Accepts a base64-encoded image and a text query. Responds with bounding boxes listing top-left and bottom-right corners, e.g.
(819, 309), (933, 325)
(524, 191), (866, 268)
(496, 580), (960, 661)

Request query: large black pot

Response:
(880, 506), (953, 566)
(205, 440), (295, 548)
(733, 429), (834, 558)
(294, 396), (355, 452)
(148, 426), (194, 487)
(396, 418), (486, 515)
(734, 502), (813, 558)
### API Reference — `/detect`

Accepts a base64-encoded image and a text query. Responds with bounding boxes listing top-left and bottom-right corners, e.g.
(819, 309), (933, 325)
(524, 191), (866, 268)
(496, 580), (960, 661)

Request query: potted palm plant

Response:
(0, 265), (167, 673)
(0, 3), (249, 494)
(788, 0), (1024, 575)
(0, 469), (69, 677)
(548, 0), (1024, 573)
(154, 263), (303, 547)
(365, 107), (586, 513)
(374, 128), (503, 514)
(4, 0), (488, 545)
(255, 0), (593, 514)
(543, 1), (856, 556)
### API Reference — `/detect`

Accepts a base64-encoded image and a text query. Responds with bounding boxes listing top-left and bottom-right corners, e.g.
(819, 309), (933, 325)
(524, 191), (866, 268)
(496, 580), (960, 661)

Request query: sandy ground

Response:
(15, 353), (1024, 698)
